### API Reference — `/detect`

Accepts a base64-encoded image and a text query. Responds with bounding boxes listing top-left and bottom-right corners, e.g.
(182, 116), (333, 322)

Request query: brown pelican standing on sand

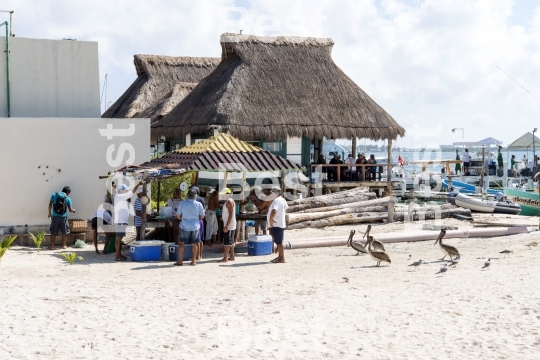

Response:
(362, 225), (385, 251)
(366, 236), (391, 267)
(346, 230), (367, 255)
(434, 230), (460, 261)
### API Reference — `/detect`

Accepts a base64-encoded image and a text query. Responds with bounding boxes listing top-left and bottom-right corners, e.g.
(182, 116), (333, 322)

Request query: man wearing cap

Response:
(175, 188), (205, 266)
(47, 186), (76, 250)
(205, 186), (220, 246)
(113, 181), (144, 261)
(219, 187), (237, 263)
(267, 187), (289, 263)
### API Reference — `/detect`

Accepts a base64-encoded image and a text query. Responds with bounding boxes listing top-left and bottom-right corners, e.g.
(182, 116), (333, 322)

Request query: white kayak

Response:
(454, 193), (521, 215)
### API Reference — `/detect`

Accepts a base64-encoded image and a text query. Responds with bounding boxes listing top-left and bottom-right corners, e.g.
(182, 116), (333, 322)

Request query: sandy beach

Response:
(1, 215), (540, 359)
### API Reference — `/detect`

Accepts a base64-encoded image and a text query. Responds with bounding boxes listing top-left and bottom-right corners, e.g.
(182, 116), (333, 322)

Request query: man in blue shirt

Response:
(47, 186), (76, 250)
(175, 188), (205, 266)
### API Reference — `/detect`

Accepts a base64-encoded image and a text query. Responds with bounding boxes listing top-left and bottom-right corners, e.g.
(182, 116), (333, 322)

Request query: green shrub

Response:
(0, 236), (18, 262)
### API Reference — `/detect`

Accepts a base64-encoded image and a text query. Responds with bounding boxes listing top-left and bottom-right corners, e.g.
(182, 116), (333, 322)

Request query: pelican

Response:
(363, 225), (385, 251)
(408, 259), (425, 271)
(482, 258), (491, 270)
(346, 230), (367, 255)
(434, 230), (460, 261)
(499, 250), (513, 257)
(366, 236), (391, 267)
(436, 264), (448, 276)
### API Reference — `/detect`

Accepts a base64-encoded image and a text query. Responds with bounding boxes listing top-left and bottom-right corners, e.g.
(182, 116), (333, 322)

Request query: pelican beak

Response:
(434, 239), (438, 246)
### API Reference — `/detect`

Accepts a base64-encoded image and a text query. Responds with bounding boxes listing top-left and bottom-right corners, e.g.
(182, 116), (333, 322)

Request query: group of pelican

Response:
(347, 227), (503, 273)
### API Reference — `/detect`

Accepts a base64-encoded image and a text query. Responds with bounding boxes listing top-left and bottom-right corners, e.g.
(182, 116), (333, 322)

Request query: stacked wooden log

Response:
(285, 188), (471, 229)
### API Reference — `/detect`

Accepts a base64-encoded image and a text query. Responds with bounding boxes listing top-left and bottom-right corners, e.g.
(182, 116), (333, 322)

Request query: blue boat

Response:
(442, 179), (499, 195)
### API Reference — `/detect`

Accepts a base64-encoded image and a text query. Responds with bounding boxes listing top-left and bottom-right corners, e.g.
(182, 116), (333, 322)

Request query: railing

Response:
(310, 163), (395, 182)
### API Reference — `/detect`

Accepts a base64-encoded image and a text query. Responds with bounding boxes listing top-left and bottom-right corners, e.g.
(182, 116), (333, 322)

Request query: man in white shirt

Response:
(267, 187), (289, 263)
(345, 153), (356, 180)
(114, 181), (144, 261)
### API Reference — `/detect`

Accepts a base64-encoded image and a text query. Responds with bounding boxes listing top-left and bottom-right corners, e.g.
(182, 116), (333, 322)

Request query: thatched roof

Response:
(102, 55), (220, 121)
(178, 133), (261, 153)
(153, 33), (405, 141)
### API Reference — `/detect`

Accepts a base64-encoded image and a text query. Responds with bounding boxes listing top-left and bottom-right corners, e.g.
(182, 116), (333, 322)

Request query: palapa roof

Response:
(140, 134), (302, 172)
(178, 133), (261, 153)
(153, 33), (405, 141)
(102, 55), (220, 121)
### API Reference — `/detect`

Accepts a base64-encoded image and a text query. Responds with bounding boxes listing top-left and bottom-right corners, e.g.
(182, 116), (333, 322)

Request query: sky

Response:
(2, 0), (540, 148)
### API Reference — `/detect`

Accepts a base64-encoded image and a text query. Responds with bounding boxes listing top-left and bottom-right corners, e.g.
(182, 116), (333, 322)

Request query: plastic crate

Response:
(248, 235), (273, 256)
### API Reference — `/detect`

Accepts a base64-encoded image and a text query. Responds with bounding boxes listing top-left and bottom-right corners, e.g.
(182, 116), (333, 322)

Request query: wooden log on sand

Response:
(287, 212), (387, 230)
(287, 187), (366, 206)
(287, 205), (388, 225)
(288, 206), (472, 229)
(295, 197), (389, 214)
(287, 191), (376, 213)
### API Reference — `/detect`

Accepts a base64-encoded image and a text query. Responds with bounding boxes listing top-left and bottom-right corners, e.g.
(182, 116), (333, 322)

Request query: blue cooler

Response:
(130, 240), (164, 262)
(169, 244), (194, 262)
(248, 235), (273, 256)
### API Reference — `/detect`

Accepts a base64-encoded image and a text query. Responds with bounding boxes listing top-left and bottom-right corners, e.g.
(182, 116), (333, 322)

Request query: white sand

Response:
(1, 215), (540, 359)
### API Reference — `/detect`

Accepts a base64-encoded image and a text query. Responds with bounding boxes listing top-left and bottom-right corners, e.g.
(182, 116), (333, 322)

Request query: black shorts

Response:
(91, 217), (110, 230)
(50, 216), (70, 235)
(464, 162), (470, 167)
(223, 230), (236, 246)
(115, 223), (128, 237)
(271, 227), (285, 245)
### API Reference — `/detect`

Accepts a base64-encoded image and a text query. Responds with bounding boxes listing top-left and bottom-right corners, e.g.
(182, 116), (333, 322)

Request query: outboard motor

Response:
(447, 191), (459, 206)
(495, 191), (504, 202)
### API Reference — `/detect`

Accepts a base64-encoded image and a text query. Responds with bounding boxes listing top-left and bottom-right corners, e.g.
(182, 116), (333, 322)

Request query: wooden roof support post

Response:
(156, 181), (161, 213)
(387, 138), (392, 182)
(280, 170), (286, 194)
(141, 182), (148, 240)
(352, 137), (357, 158)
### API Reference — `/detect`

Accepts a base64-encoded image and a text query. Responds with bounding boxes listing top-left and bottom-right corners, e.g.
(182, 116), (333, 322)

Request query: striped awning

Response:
(140, 150), (303, 172)
(178, 133), (262, 153)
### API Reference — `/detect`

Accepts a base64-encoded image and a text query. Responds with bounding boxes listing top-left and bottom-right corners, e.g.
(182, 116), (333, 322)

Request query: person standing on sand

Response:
(91, 206), (113, 254)
(48, 186), (76, 250)
(267, 187), (289, 263)
(175, 188), (205, 266)
(462, 149), (471, 175)
(113, 181), (144, 261)
(205, 186), (219, 246)
(219, 188), (237, 263)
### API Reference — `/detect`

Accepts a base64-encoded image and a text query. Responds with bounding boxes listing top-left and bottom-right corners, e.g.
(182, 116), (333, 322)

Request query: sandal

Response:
(174, 262), (183, 266)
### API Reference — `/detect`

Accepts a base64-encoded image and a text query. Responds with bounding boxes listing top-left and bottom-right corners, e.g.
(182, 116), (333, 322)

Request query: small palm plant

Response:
(28, 231), (45, 252)
(0, 236), (18, 265)
(60, 252), (84, 265)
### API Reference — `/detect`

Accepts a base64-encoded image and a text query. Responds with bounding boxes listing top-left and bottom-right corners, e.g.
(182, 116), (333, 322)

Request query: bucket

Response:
(161, 243), (174, 261)
(106, 236), (116, 253)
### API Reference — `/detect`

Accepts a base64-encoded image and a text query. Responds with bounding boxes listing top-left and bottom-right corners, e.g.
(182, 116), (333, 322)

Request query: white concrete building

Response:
(0, 36), (100, 118)
(0, 36), (150, 229)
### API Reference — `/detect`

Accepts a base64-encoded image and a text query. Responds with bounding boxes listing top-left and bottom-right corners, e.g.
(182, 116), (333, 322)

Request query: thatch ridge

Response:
(103, 55), (220, 121)
(154, 34), (405, 141)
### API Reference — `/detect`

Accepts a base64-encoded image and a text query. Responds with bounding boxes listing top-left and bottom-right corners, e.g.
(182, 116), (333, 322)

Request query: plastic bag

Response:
(74, 239), (86, 248)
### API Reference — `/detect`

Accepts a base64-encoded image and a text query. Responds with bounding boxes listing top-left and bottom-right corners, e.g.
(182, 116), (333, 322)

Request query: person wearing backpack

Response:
(47, 186), (76, 250)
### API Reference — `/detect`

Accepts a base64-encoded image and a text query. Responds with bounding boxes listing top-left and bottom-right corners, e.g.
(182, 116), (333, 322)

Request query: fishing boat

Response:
(454, 193), (521, 215)
(503, 188), (540, 216)
(442, 178), (500, 195)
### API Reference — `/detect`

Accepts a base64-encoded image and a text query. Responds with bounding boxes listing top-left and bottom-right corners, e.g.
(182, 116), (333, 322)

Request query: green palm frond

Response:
(28, 231), (45, 252)
(60, 252), (84, 265)
(1, 236), (18, 249)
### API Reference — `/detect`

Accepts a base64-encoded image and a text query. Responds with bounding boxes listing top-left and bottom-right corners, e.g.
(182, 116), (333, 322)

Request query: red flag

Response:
(398, 155), (404, 166)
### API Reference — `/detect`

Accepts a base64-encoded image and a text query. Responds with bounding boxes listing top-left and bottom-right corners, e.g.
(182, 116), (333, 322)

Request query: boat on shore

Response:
(503, 188), (540, 216)
(453, 193), (521, 215)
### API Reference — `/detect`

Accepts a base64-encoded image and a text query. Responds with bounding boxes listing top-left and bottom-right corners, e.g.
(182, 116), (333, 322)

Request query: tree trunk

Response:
(393, 206), (471, 222)
(287, 192), (376, 213)
(287, 205), (388, 225)
(295, 197), (389, 214)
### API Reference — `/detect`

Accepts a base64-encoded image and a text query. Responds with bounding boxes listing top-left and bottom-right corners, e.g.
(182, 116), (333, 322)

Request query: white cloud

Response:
(1, 0), (539, 146)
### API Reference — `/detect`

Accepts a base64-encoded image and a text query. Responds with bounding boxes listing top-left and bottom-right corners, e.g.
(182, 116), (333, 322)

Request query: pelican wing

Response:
(371, 250), (391, 263)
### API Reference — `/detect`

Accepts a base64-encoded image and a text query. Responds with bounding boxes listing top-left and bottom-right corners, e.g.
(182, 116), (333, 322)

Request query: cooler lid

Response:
(132, 240), (166, 246)
(248, 235), (273, 243)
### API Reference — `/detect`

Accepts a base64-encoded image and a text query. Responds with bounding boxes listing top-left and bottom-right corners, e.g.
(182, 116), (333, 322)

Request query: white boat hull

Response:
(454, 193), (520, 215)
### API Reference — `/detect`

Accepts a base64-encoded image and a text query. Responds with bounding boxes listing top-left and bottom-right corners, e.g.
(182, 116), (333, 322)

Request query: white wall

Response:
(286, 136), (302, 164)
(0, 118), (150, 226)
(0, 37), (100, 118)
